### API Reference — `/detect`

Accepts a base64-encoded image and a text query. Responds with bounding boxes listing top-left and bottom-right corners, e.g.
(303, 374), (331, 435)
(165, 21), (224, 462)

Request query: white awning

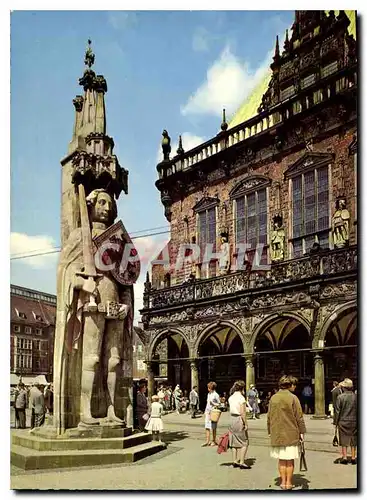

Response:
(10, 373), (20, 385)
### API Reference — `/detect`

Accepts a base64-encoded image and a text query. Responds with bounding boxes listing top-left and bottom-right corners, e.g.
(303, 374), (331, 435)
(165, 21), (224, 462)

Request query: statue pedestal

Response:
(11, 426), (166, 470)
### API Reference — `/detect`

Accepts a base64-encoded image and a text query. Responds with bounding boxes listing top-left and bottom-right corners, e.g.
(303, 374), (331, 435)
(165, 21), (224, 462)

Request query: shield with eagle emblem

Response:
(92, 220), (140, 285)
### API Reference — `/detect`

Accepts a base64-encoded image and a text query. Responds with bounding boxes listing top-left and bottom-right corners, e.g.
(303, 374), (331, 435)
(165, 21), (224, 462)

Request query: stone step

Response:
(11, 431), (152, 452)
(11, 441), (166, 470)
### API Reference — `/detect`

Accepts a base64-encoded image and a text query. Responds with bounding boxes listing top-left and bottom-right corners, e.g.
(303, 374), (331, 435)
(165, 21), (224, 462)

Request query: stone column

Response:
(146, 361), (155, 403)
(190, 359), (199, 390)
(312, 351), (327, 419)
(244, 354), (255, 393)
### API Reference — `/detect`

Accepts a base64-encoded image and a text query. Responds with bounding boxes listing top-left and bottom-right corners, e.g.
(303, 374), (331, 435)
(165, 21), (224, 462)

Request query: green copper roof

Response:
(228, 11), (357, 129)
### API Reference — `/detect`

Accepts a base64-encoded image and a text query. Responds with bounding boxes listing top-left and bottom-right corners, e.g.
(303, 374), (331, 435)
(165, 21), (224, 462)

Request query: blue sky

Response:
(10, 10), (294, 321)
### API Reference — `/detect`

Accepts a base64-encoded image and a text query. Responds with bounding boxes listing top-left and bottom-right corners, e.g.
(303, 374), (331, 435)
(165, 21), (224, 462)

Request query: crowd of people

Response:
(12, 379), (53, 431)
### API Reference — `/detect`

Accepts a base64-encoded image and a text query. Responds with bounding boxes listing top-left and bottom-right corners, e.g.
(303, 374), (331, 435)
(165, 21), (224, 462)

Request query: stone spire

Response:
(61, 41), (128, 246)
(69, 39), (108, 153)
(221, 108), (228, 132)
(176, 135), (184, 156)
(273, 35), (280, 62)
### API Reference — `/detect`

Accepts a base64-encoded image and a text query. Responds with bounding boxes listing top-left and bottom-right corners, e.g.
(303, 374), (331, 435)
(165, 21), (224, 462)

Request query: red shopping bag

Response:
(217, 432), (230, 454)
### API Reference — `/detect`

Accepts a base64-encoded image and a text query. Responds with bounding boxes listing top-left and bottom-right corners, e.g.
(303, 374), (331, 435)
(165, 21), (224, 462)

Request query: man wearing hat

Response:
(247, 384), (260, 419)
(29, 378), (45, 431)
(334, 378), (357, 465)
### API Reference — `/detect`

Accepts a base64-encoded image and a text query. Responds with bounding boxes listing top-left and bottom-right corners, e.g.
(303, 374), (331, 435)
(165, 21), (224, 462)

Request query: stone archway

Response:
(250, 313), (312, 401)
(195, 321), (247, 403)
(148, 328), (191, 391)
(320, 303), (357, 391)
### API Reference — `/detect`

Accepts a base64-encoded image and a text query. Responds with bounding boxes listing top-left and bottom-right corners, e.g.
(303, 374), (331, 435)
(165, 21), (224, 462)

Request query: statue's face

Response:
(91, 192), (114, 223)
(339, 199), (346, 209)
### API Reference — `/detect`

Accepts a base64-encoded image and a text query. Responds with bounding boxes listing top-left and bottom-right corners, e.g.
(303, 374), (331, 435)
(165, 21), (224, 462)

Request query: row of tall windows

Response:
(196, 166), (331, 262)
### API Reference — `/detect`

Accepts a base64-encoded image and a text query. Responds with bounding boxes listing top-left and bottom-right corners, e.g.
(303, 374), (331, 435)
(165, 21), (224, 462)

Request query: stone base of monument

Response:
(11, 427), (166, 470)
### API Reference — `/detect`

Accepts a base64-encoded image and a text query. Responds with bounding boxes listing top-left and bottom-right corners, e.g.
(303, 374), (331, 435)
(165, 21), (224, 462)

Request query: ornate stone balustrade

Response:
(156, 64), (357, 180)
(144, 246), (357, 311)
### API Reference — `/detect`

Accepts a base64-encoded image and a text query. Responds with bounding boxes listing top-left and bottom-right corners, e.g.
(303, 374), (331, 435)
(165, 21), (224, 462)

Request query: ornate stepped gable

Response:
(258, 10), (356, 113)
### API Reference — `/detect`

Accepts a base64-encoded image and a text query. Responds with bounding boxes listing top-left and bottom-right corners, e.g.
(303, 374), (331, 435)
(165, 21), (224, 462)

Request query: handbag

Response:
(210, 408), (222, 423)
(333, 427), (339, 447)
(299, 441), (308, 472)
(217, 432), (229, 454)
(142, 413), (149, 421)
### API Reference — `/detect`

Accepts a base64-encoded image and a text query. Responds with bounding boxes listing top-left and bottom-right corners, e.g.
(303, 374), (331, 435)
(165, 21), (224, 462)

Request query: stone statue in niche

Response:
(219, 231), (231, 274)
(332, 197), (350, 248)
(270, 215), (285, 262)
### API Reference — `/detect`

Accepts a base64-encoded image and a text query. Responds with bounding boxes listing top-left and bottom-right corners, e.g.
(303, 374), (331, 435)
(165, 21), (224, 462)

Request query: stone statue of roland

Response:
(53, 188), (134, 432)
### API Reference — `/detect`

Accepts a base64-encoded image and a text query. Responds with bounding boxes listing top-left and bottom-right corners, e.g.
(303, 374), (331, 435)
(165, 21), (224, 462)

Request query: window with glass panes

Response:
(235, 188), (268, 264)
(198, 206), (217, 277)
(291, 166), (329, 257)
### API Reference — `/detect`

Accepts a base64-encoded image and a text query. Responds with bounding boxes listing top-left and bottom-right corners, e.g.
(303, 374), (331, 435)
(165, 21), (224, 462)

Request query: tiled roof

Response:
(11, 294), (56, 326)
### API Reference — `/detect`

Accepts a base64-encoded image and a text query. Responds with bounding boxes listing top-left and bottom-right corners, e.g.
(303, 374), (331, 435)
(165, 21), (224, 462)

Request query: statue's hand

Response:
(82, 277), (97, 295)
(118, 304), (129, 320)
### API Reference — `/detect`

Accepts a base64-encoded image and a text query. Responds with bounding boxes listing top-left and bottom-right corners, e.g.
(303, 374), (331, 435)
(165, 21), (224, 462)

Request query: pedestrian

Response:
(136, 383), (149, 431)
(189, 385), (199, 418)
(330, 381), (343, 418)
(247, 384), (260, 419)
(167, 385), (173, 411)
(228, 380), (251, 469)
(302, 383), (313, 414)
(264, 391), (272, 413)
(29, 381), (45, 430)
(202, 381), (220, 447)
(44, 383), (54, 416)
(333, 378), (357, 465)
(157, 385), (165, 412)
(14, 383), (28, 429)
(268, 375), (306, 490)
(145, 395), (164, 443)
(173, 385), (182, 414)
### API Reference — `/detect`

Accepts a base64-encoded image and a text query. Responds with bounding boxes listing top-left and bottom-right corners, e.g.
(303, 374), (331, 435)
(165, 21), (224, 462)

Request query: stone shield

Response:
(93, 220), (140, 285)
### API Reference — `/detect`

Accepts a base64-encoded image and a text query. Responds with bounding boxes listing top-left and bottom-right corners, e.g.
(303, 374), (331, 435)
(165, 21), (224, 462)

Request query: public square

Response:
(10, 409), (357, 490)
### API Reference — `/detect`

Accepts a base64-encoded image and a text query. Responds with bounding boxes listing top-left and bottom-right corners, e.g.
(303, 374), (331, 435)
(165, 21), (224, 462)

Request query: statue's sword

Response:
(76, 183), (101, 311)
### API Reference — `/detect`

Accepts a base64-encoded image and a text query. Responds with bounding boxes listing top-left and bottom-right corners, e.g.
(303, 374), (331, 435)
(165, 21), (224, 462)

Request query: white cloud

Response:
(156, 132), (206, 163)
(10, 233), (58, 269)
(107, 11), (137, 30)
(192, 26), (211, 52)
(181, 45), (272, 118)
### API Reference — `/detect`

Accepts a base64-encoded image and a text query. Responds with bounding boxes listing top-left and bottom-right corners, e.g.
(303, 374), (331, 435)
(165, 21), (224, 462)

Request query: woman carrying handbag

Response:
(202, 381), (220, 447)
(228, 380), (251, 469)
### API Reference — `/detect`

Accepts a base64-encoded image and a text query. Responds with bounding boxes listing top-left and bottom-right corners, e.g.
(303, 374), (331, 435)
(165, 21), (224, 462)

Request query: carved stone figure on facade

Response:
(332, 197), (350, 248)
(54, 187), (135, 432)
(270, 215), (285, 262)
(161, 129), (171, 161)
(219, 231), (231, 275)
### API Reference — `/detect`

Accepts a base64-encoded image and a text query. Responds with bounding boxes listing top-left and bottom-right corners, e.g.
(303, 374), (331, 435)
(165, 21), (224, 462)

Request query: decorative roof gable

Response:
(192, 196), (220, 212)
(284, 152), (334, 178)
(229, 175), (270, 198)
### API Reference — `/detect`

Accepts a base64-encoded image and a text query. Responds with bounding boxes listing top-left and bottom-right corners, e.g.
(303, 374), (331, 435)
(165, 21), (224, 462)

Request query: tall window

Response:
(291, 166), (329, 257)
(198, 207), (217, 277)
(235, 188), (268, 264)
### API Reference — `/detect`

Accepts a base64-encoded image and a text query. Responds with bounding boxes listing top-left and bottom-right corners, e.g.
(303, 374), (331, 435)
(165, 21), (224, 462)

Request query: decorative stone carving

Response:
(320, 283), (357, 299)
(332, 197), (350, 248)
(161, 130), (171, 161)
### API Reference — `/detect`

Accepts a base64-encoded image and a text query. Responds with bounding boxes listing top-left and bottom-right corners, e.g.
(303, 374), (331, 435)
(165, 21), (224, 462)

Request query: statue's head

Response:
(336, 197), (346, 210)
(86, 189), (117, 225)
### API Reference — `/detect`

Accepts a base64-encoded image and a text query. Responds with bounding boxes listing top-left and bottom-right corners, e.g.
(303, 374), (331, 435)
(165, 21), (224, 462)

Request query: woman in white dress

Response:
(267, 375), (306, 490)
(145, 395), (164, 443)
(202, 381), (220, 447)
(228, 380), (250, 469)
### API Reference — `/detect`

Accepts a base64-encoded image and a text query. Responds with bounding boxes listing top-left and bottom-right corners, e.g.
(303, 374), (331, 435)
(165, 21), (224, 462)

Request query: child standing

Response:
(145, 395), (164, 443)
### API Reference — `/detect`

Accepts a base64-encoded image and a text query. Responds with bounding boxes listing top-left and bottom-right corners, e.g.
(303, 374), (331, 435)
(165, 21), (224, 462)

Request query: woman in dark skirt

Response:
(334, 378), (357, 465)
(228, 380), (250, 469)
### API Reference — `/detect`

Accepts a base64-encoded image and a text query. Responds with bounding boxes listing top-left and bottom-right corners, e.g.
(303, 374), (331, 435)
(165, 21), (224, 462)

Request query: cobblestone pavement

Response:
(11, 410), (358, 490)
